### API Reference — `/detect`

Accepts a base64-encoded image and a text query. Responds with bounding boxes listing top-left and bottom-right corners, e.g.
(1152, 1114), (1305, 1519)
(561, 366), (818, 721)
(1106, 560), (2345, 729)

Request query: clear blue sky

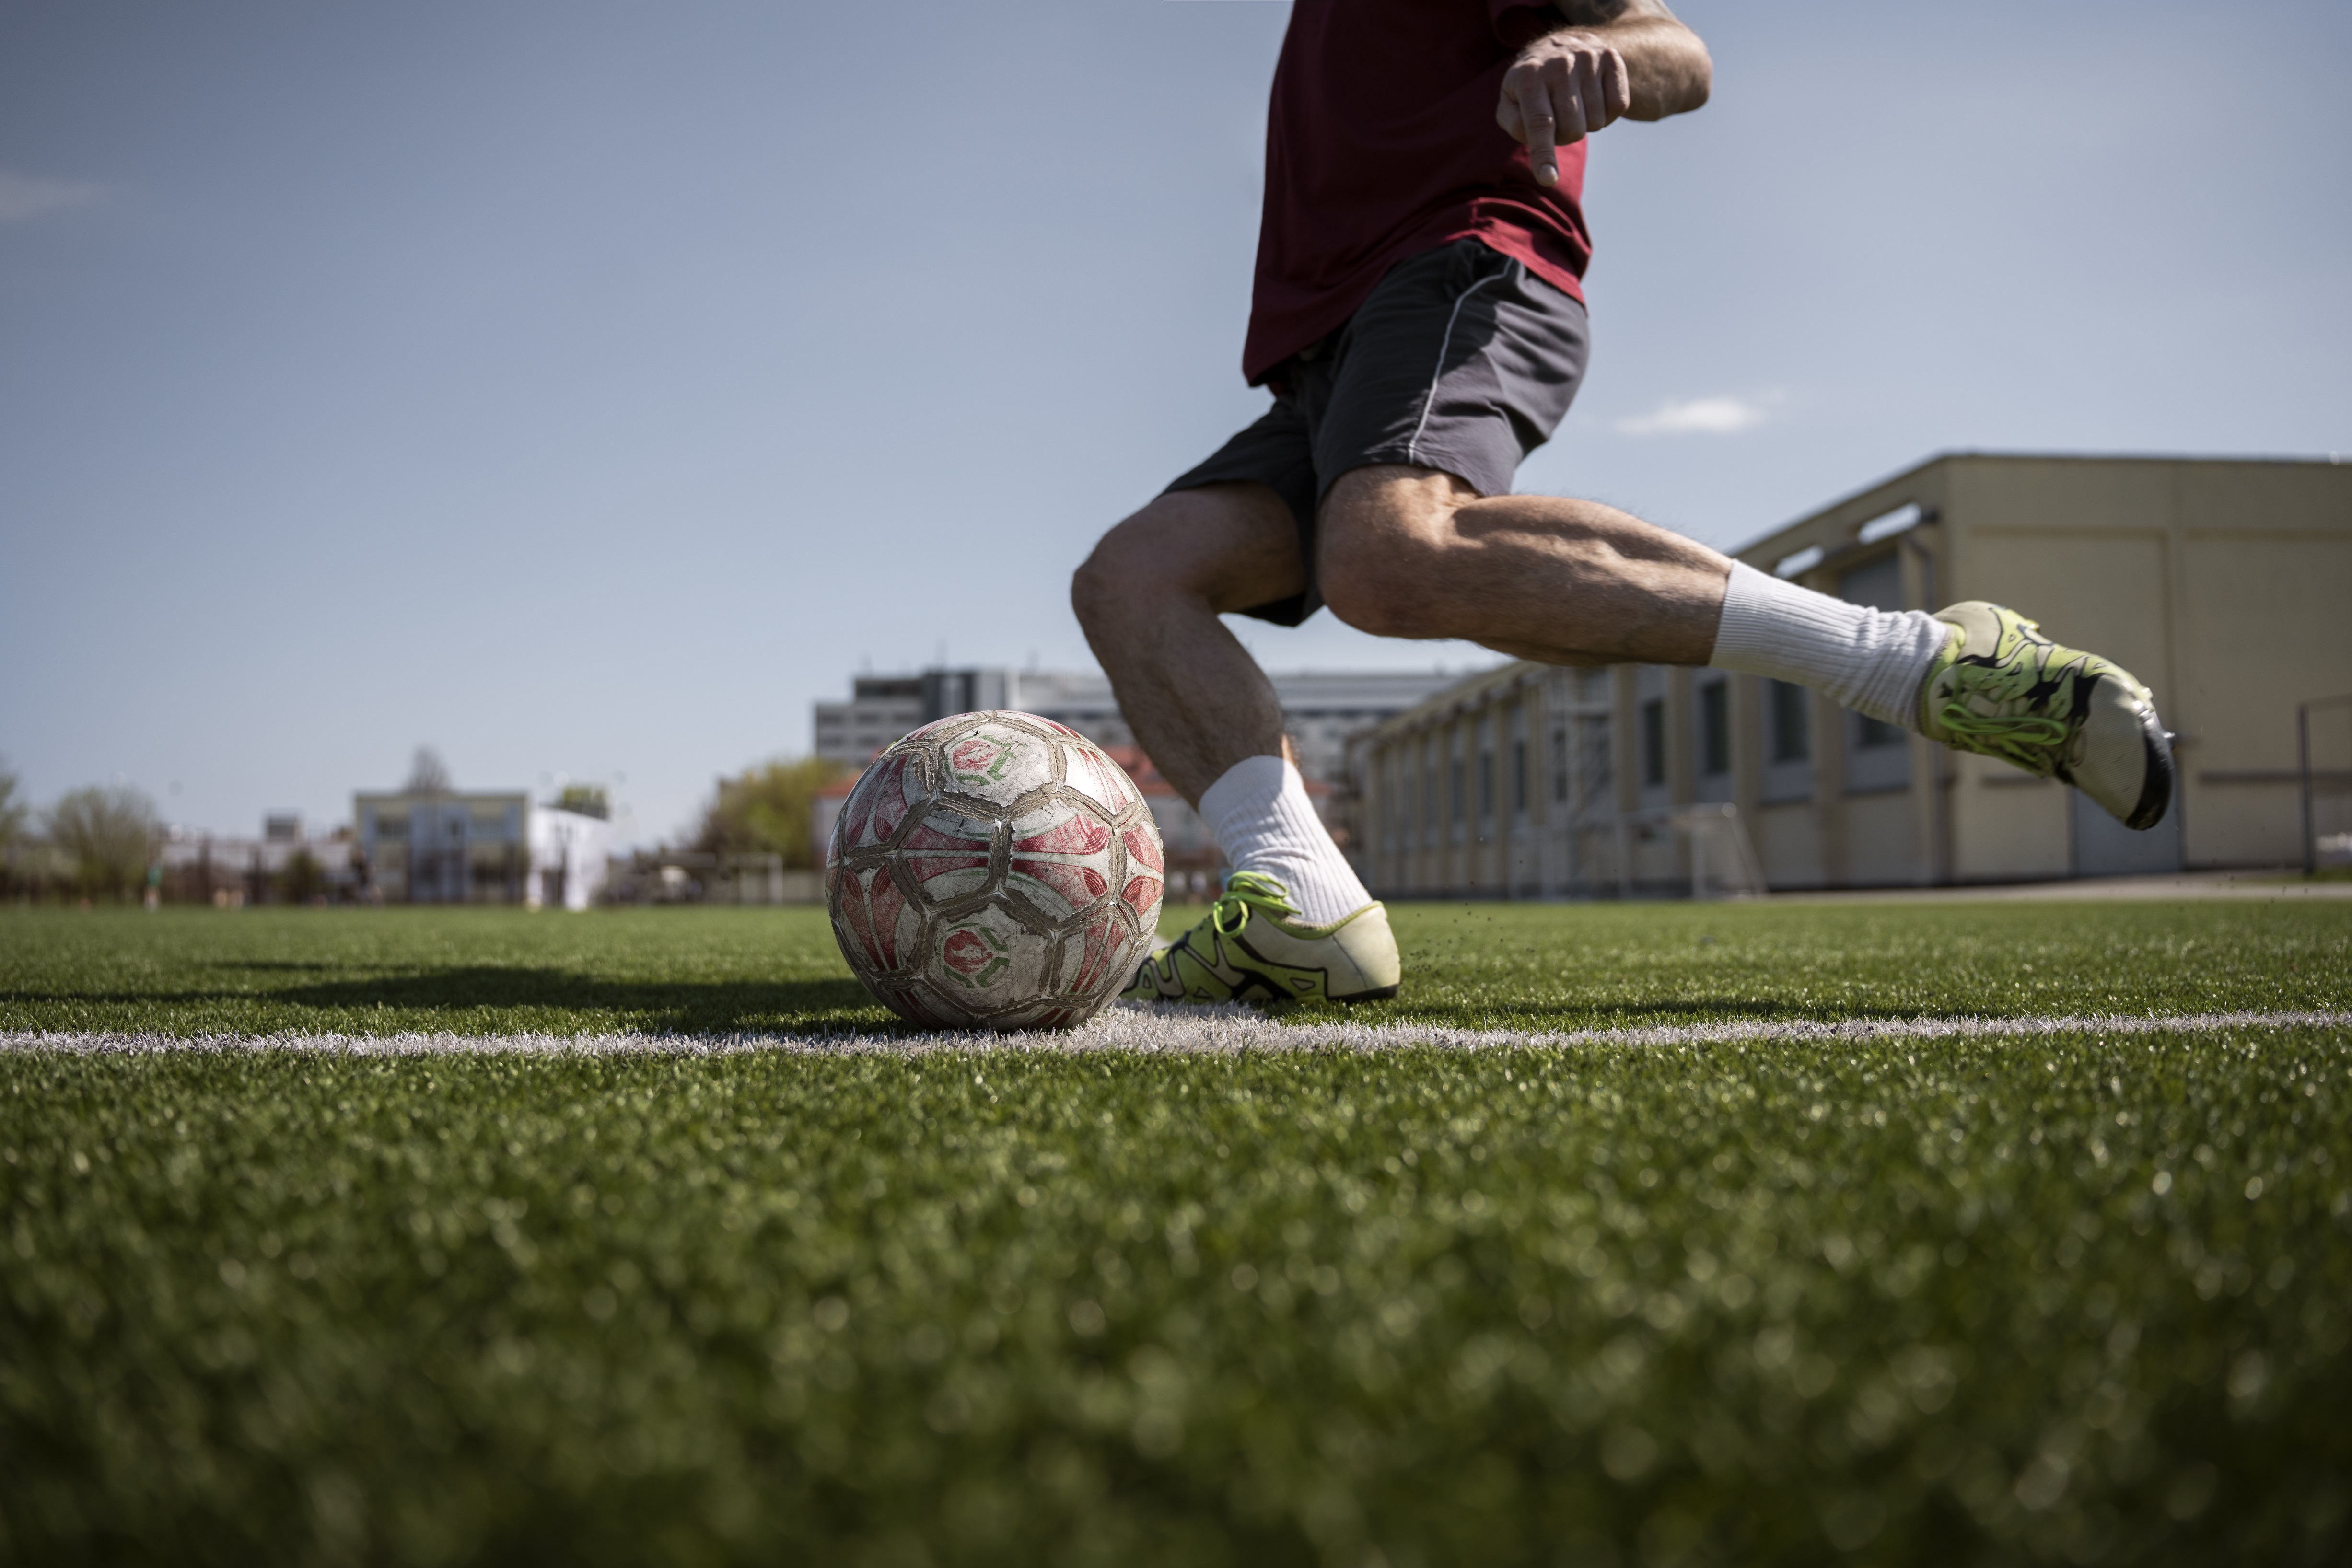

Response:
(3, 1), (2346, 848)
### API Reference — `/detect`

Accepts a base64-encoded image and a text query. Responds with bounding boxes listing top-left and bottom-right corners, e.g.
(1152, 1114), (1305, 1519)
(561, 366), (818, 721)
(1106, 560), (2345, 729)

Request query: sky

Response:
(3, 0), (2346, 848)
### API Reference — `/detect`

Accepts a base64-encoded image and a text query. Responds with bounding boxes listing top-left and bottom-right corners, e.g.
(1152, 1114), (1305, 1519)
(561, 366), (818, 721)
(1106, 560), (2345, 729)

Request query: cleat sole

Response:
(2125, 720), (2175, 832)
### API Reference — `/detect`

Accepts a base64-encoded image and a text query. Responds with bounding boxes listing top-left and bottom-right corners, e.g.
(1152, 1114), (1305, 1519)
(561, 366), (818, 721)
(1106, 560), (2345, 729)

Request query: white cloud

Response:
(0, 170), (105, 223)
(1612, 395), (1772, 437)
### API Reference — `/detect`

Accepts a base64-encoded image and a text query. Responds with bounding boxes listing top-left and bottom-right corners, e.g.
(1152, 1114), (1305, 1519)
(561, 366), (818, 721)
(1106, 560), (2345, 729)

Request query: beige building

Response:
(1352, 453), (2352, 896)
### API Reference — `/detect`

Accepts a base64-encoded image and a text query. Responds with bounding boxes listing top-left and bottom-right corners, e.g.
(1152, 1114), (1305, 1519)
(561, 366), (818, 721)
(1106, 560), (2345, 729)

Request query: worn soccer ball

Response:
(826, 711), (1164, 1030)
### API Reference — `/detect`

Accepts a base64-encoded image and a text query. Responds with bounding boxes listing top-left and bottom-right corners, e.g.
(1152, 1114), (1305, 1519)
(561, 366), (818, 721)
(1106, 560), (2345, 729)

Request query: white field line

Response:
(1, 1007), (2347, 1058)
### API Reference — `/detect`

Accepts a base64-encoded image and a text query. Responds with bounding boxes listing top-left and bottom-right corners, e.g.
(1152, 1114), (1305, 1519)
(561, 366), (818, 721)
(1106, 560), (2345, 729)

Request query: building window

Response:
(1551, 728), (1568, 803)
(1478, 746), (1493, 821)
(1856, 714), (1905, 750)
(1512, 734), (1527, 815)
(1641, 698), (1666, 788)
(1698, 680), (1729, 776)
(1770, 680), (1810, 762)
(1451, 754), (1466, 824)
(1579, 717), (1613, 800)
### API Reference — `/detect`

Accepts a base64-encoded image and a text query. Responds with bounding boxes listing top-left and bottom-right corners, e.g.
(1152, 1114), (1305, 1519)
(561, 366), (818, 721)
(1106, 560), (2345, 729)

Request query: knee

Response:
(1071, 522), (1146, 634)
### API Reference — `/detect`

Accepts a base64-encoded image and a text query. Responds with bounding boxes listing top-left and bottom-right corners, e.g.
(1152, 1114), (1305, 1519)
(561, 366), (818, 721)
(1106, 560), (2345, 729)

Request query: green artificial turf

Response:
(2, 906), (2350, 1565)
(2, 900), (2348, 1037)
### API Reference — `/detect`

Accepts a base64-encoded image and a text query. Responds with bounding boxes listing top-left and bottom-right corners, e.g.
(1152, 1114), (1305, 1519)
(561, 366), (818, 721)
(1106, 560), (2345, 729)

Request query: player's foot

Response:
(1918, 601), (2173, 830)
(1122, 870), (1401, 1005)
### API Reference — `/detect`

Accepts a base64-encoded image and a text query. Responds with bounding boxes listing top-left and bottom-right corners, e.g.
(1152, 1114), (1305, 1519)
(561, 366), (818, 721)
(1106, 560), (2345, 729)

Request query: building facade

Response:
(354, 790), (613, 908)
(813, 665), (1459, 787)
(153, 816), (365, 906)
(1352, 454), (2352, 895)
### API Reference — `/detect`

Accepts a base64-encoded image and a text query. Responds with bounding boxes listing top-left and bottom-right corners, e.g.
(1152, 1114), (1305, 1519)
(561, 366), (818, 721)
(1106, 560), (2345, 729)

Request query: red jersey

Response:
(1243, 0), (1593, 386)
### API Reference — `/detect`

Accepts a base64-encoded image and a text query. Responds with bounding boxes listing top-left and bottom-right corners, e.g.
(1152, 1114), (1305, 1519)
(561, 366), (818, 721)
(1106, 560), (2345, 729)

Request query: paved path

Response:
(1769, 870), (2352, 903)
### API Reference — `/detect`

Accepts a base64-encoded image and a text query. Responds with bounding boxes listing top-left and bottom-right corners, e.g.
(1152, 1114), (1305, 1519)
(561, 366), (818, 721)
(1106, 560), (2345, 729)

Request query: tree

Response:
(281, 848), (325, 904)
(554, 784), (609, 820)
(0, 757), (24, 847)
(405, 747), (453, 794)
(0, 758), (26, 900)
(46, 784), (158, 901)
(691, 757), (847, 869)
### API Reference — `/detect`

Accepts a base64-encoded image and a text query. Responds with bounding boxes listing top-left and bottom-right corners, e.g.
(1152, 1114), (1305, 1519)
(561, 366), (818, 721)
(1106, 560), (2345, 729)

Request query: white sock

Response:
(1708, 560), (1950, 728)
(1198, 755), (1373, 927)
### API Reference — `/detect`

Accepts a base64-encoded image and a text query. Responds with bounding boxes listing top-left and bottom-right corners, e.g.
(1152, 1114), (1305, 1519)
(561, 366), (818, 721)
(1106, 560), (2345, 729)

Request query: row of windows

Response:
(1639, 678), (1828, 787)
(368, 813), (515, 842)
(1384, 704), (1579, 844)
(1380, 663), (1924, 846)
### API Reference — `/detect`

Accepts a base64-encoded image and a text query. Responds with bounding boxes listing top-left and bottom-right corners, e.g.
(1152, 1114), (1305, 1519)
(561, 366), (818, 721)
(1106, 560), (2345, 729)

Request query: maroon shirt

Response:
(1243, 0), (1592, 386)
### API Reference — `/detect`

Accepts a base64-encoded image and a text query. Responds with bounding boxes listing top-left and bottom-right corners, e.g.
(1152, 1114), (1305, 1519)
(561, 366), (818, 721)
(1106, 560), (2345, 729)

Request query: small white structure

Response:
(527, 806), (613, 911)
(354, 789), (612, 908)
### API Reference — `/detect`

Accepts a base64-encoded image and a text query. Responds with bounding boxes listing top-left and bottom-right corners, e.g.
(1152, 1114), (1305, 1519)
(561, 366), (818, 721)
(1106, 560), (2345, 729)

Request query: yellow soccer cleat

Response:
(1919, 601), (2174, 830)
(1123, 871), (1400, 1005)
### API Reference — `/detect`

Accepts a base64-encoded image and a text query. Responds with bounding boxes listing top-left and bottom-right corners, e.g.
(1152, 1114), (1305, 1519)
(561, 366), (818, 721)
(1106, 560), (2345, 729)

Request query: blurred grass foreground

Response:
(1, 903), (2349, 1565)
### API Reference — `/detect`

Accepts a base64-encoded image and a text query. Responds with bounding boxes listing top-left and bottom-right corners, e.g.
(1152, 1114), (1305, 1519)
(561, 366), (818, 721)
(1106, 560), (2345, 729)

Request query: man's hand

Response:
(1495, 0), (1712, 187)
(1495, 32), (1631, 189)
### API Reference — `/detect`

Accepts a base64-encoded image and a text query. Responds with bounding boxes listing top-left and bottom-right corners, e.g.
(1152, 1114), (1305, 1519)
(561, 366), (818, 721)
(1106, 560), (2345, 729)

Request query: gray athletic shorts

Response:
(1167, 237), (1589, 627)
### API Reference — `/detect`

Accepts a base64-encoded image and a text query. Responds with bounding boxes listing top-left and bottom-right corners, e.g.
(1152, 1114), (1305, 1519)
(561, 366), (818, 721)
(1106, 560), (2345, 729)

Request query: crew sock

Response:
(1707, 560), (1951, 728)
(1198, 755), (1373, 928)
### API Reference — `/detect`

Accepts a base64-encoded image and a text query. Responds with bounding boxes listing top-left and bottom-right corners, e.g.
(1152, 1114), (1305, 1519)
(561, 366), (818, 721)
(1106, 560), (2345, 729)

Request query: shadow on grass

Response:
(9, 966), (897, 1035)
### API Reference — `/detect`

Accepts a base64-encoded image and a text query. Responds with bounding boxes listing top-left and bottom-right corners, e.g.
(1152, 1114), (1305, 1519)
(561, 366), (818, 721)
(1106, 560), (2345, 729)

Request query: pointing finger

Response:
(1522, 78), (1560, 185)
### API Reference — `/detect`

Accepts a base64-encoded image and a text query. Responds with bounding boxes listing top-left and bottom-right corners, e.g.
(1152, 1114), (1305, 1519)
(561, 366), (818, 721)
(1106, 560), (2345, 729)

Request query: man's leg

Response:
(1073, 484), (1398, 1004)
(1316, 465), (2172, 829)
(1314, 466), (1735, 665)
(1070, 482), (1297, 804)
(1319, 465), (1948, 722)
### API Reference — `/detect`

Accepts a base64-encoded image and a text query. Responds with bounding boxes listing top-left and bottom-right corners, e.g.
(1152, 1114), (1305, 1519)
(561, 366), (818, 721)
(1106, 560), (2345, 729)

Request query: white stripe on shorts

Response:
(1406, 272), (1505, 470)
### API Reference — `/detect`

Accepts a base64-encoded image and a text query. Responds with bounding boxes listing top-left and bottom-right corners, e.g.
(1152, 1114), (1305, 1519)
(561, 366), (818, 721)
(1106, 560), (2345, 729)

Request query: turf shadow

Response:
(8, 966), (895, 1034)
(276, 967), (890, 1032)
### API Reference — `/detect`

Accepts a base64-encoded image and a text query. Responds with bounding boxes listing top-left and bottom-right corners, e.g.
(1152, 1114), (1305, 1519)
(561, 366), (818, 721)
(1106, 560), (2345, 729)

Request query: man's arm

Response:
(1497, 0), (1712, 188)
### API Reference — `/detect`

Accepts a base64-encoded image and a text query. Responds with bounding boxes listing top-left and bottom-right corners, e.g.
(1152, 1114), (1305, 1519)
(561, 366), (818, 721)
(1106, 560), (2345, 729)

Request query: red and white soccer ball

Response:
(826, 711), (1164, 1031)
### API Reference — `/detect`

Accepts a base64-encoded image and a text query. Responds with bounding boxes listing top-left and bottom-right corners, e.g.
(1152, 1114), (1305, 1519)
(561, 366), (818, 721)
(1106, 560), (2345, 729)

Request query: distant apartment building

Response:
(353, 789), (614, 909)
(813, 665), (1460, 787)
(1351, 453), (2352, 896)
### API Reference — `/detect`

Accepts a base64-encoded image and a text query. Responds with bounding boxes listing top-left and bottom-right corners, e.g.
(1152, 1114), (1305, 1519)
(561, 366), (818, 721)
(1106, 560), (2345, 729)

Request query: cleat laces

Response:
(1933, 655), (2084, 778)
(1205, 870), (1299, 943)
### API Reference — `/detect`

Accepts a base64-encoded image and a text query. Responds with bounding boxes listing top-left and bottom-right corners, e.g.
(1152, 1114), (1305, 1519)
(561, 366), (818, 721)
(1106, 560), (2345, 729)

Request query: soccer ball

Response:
(826, 711), (1164, 1030)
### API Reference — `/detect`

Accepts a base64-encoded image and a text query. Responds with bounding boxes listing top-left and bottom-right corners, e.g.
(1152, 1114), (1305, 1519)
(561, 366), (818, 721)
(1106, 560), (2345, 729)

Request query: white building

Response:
(353, 789), (613, 909)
